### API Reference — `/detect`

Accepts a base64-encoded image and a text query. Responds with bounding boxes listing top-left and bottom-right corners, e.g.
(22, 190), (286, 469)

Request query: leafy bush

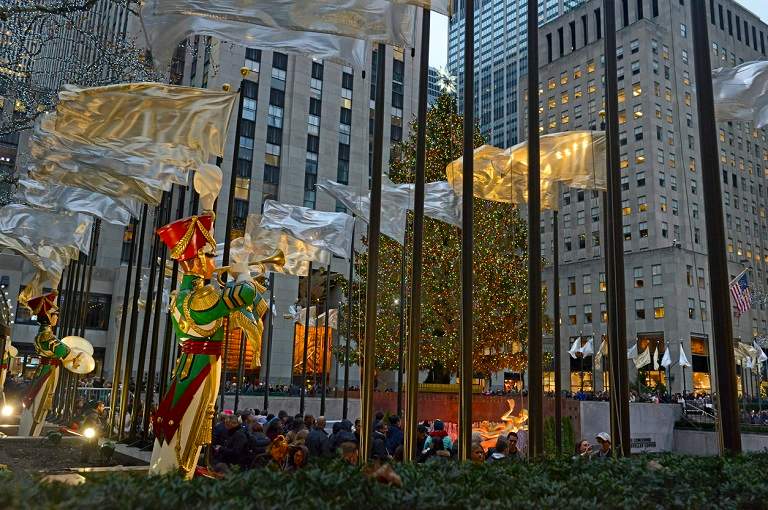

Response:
(3, 454), (768, 509)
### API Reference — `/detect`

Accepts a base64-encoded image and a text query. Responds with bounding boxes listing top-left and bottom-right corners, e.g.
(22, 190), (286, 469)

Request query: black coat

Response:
(218, 426), (250, 468)
(372, 431), (390, 460)
(306, 427), (329, 457)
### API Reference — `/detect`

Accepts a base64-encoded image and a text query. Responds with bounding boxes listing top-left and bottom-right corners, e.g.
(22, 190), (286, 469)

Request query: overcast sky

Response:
(428, 0), (768, 68)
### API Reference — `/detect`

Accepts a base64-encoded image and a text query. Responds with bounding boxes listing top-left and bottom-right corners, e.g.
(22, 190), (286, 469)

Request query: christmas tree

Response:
(345, 93), (548, 380)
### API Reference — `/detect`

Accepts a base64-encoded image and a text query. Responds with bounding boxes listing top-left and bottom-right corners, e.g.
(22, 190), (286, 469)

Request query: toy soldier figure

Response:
(18, 292), (67, 436)
(150, 213), (268, 477)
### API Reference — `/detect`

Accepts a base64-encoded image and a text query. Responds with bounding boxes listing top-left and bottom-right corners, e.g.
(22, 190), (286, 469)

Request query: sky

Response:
(428, 0), (768, 68)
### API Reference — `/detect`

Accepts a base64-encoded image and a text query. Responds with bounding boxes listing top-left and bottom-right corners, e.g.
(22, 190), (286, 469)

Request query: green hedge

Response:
(3, 454), (768, 509)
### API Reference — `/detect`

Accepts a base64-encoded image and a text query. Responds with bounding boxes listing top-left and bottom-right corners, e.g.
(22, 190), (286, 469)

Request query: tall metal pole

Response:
(602, 0), (631, 457)
(262, 272), (276, 412)
(361, 42), (387, 462)
(219, 72), (248, 412)
(320, 264), (332, 416)
(142, 191), (172, 441)
(118, 204), (148, 441)
(51, 260), (74, 418)
(64, 245), (90, 423)
(690, 0), (741, 454)
(300, 262), (313, 415)
(525, 0), (543, 460)
(107, 217), (137, 437)
(129, 202), (162, 440)
(159, 185), (186, 399)
(396, 242), (406, 417)
(404, 7), (430, 462)
(458, 0), (475, 462)
(234, 331), (246, 412)
(342, 224), (355, 420)
(553, 211), (562, 454)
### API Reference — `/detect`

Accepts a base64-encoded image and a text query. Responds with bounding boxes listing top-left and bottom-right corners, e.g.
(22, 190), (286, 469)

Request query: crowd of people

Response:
(205, 408), (617, 473)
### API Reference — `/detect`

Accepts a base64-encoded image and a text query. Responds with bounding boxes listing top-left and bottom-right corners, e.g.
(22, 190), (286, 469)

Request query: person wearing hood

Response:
(329, 419), (357, 453)
(423, 419), (453, 451)
(486, 435), (510, 463)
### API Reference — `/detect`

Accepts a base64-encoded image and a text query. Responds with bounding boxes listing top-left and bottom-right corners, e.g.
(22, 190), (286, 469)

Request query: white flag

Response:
(660, 348), (672, 369)
(260, 200), (355, 259)
(580, 337), (594, 357)
(679, 343), (692, 368)
(755, 341), (768, 364)
(594, 338), (608, 370)
(627, 343), (638, 360)
(712, 61), (768, 128)
(634, 347), (652, 369)
(652, 347), (660, 371)
(568, 338), (581, 359)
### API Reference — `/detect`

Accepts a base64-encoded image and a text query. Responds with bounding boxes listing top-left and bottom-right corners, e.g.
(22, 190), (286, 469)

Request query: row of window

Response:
(710, 0), (767, 56)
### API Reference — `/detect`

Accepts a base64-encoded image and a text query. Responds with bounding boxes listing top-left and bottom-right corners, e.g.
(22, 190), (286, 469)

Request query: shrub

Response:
(2, 454), (768, 509)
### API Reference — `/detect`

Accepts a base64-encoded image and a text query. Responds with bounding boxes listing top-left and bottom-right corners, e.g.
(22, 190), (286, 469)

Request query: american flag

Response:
(730, 271), (752, 317)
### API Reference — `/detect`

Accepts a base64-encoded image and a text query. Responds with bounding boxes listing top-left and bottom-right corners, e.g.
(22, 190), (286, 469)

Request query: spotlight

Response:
(1, 404), (12, 416)
(83, 427), (96, 439)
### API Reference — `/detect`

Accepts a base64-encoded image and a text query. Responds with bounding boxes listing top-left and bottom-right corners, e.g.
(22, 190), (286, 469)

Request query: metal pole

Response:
(262, 272), (275, 412)
(51, 260), (74, 417)
(602, 0), (631, 457)
(320, 264), (332, 416)
(219, 74), (248, 412)
(300, 262), (313, 415)
(690, 0), (742, 454)
(234, 329), (246, 413)
(396, 242), (406, 417)
(129, 202), (162, 441)
(361, 42), (387, 462)
(525, 0), (543, 460)
(64, 245), (90, 423)
(142, 191), (173, 441)
(158, 185), (186, 398)
(343, 225), (355, 420)
(118, 204), (148, 441)
(553, 211), (562, 455)
(107, 217), (138, 437)
(457, 0), (477, 462)
(405, 9), (430, 461)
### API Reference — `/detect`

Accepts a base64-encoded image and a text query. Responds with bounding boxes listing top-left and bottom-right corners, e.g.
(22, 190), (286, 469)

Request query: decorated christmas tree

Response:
(344, 93), (548, 380)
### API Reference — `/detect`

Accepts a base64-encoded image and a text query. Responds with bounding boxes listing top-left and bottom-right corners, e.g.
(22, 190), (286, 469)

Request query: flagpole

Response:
(525, 0), (544, 461)
(262, 272), (275, 412)
(690, 0), (742, 454)
(320, 264), (332, 416)
(404, 8), (430, 463)
(300, 262), (313, 415)
(343, 222), (355, 420)
(360, 42), (388, 463)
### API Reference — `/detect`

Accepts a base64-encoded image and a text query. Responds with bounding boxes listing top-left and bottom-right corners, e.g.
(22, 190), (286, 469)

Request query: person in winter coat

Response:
(385, 415), (404, 454)
(423, 419), (453, 451)
(486, 435), (510, 464)
(306, 416), (330, 457)
(371, 420), (391, 461)
(215, 415), (250, 469)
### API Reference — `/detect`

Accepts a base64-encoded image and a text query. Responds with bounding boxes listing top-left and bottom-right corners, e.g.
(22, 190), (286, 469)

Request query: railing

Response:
(76, 387), (112, 403)
(680, 399), (716, 427)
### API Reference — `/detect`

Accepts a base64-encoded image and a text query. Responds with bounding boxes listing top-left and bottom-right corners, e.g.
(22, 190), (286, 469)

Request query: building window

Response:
(688, 298), (696, 319)
(653, 297), (665, 319)
(568, 306), (577, 325)
(634, 267), (644, 288)
(568, 276), (576, 295)
(583, 274), (592, 294)
(635, 299), (645, 320)
(652, 264), (662, 285)
(584, 304), (593, 324)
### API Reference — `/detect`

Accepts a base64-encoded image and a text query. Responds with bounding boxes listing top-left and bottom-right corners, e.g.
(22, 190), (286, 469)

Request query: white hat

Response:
(596, 432), (611, 443)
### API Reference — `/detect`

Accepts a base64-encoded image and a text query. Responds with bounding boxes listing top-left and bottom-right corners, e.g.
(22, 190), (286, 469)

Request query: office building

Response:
(524, 0), (768, 393)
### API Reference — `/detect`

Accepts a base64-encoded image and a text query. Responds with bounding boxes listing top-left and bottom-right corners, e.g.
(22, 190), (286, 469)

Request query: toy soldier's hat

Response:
(26, 291), (59, 321)
(156, 214), (216, 262)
